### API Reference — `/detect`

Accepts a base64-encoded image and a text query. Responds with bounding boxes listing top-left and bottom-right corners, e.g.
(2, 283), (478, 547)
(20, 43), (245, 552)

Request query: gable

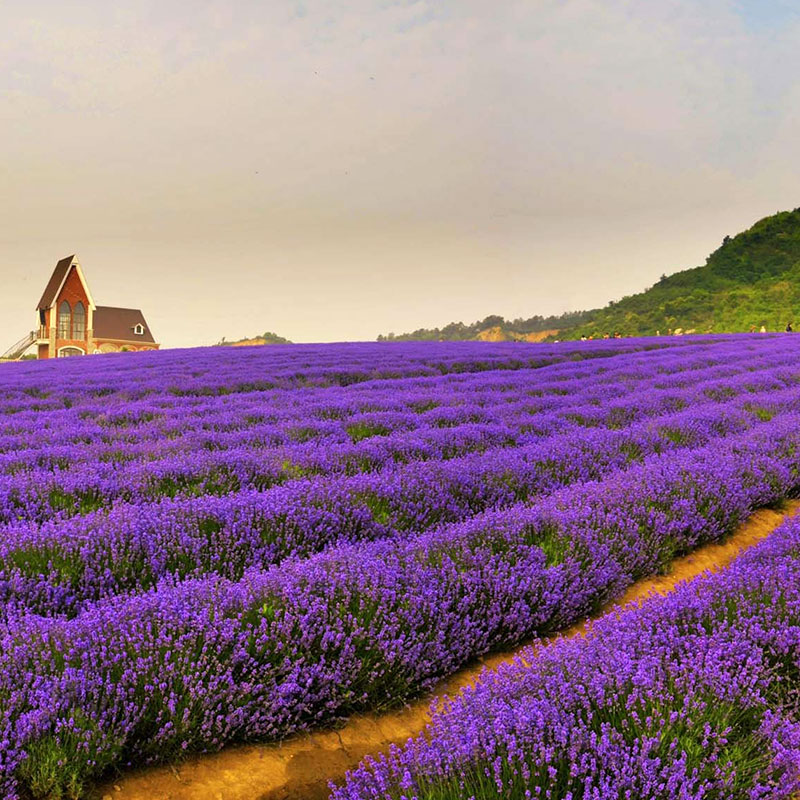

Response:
(57, 265), (90, 309)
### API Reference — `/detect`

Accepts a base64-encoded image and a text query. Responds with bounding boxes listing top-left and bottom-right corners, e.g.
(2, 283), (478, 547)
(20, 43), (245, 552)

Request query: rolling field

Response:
(2, 337), (800, 798)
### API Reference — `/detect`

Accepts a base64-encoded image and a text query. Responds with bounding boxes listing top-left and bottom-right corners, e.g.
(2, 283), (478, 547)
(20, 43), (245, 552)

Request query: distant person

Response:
(760, 325), (767, 333)
(787, 322), (793, 332)
(750, 325), (756, 333)
(656, 330), (661, 336)
(603, 333), (610, 339)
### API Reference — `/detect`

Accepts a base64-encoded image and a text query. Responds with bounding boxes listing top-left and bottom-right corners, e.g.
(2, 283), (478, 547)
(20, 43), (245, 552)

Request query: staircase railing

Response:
(1, 331), (36, 361)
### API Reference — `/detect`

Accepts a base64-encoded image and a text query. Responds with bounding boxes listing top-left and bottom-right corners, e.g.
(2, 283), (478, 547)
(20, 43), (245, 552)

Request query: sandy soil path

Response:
(92, 501), (800, 800)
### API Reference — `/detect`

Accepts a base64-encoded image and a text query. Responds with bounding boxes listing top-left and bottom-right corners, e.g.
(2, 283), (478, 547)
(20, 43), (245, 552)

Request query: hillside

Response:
(567, 206), (800, 338)
(380, 207), (800, 341)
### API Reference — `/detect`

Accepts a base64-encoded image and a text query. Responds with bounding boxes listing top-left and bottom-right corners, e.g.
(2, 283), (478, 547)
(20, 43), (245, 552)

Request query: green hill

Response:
(568, 206), (800, 338)
(380, 207), (800, 341)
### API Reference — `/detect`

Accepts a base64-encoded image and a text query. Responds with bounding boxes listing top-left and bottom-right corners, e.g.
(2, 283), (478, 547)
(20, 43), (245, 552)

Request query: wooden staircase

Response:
(1, 331), (36, 361)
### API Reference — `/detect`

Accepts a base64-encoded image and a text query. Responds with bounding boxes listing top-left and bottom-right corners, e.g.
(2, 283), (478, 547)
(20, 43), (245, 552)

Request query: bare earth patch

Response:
(474, 326), (559, 343)
(92, 501), (800, 800)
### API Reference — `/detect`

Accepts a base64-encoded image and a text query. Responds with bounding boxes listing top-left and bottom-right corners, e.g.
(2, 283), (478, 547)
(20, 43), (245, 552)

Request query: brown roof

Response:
(93, 306), (157, 344)
(37, 255), (74, 310)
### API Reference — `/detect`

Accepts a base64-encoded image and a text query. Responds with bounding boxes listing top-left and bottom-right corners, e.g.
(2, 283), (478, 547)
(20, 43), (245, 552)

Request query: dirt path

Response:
(92, 501), (800, 800)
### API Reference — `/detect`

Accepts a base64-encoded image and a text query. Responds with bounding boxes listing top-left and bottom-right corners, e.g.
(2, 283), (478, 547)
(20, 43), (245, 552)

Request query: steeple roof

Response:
(37, 255), (74, 310)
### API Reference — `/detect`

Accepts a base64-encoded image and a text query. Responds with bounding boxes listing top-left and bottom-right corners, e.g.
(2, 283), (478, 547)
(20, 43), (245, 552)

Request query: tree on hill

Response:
(377, 310), (591, 341)
(260, 331), (292, 344)
(215, 331), (292, 346)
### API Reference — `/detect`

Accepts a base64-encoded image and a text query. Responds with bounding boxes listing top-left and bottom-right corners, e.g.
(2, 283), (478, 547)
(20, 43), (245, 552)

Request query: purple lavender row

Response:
(1, 413), (798, 797)
(4, 334), (743, 409)
(0, 335), (769, 446)
(0, 394), (780, 618)
(0, 347), (714, 489)
(0, 338), (791, 522)
(333, 515), (800, 800)
(0, 363), (791, 527)
(0, 336), (772, 458)
(0, 338), (665, 412)
(0, 350), (787, 464)
(0, 372), (672, 471)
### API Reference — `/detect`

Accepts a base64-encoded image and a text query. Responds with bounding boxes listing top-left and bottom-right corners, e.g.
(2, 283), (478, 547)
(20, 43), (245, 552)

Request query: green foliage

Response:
(567, 206), (800, 338)
(17, 714), (123, 800)
(17, 736), (86, 800)
(259, 331), (292, 344)
(216, 331), (292, 346)
(378, 311), (593, 341)
(346, 421), (391, 442)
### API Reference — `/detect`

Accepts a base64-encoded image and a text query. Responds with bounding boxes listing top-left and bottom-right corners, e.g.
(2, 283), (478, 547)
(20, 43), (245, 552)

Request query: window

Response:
(134, 323), (145, 335)
(73, 302), (86, 340)
(57, 301), (71, 339)
(58, 347), (84, 357)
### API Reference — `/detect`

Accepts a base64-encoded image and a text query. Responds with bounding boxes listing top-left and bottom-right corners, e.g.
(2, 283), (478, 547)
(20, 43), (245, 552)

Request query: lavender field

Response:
(2, 337), (800, 798)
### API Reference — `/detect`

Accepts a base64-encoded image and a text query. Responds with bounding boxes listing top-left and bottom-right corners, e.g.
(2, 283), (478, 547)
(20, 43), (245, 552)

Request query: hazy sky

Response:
(2, 0), (800, 347)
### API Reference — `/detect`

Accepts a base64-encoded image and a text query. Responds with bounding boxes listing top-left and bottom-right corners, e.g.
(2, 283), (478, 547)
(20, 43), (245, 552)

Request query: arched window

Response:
(57, 301), (71, 339)
(73, 302), (86, 340)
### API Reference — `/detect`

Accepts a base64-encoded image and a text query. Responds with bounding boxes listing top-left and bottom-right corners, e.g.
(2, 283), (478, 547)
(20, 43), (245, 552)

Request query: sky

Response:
(2, 0), (800, 347)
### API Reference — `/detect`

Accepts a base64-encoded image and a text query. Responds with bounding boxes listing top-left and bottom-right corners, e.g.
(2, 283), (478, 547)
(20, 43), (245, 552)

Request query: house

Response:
(34, 255), (159, 358)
